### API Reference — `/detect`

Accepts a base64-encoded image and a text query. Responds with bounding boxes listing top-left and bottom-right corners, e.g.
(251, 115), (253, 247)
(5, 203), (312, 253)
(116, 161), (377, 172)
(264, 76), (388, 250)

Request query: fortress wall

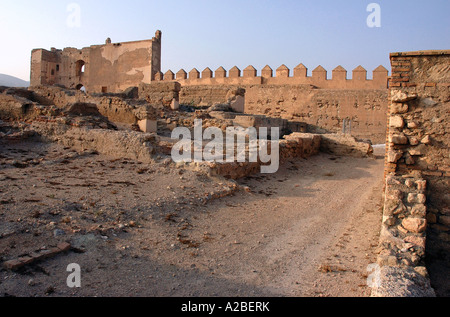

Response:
(165, 64), (389, 144)
(158, 64), (389, 90)
(179, 84), (388, 144)
(245, 86), (388, 144)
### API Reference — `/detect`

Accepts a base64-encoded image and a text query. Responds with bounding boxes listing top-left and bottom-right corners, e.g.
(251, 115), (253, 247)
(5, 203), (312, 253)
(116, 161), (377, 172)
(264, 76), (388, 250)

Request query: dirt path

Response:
(0, 141), (385, 297)
(175, 154), (385, 297)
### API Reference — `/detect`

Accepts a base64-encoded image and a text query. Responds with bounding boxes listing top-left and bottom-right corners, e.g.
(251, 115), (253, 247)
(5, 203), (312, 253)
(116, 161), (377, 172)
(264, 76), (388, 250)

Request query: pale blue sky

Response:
(1, 0), (449, 81)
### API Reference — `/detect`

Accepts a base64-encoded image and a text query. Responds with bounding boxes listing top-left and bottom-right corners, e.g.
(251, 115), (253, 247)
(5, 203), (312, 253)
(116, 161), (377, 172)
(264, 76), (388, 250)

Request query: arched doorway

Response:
(75, 60), (86, 76)
(76, 84), (86, 92)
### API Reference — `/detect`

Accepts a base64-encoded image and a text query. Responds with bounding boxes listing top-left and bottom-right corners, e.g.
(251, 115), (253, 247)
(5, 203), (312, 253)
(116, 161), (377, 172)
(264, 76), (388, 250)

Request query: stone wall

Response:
(30, 121), (158, 164)
(376, 50), (450, 297)
(245, 85), (388, 144)
(178, 84), (388, 144)
(139, 82), (181, 108)
(372, 174), (435, 297)
(0, 93), (35, 121)
(159, 64), (388, 90)
(320, 134), (374, 158)
(180, 85), (231, 107)
(27, 86), (141, 125)
(23, 85), (184, 128)
(193, 132), (321, 180)
(161, 63), (389, 144)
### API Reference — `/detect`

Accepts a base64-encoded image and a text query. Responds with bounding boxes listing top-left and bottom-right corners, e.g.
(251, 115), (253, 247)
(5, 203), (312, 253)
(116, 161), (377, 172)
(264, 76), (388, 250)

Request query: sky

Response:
(0, 0), (449, 81)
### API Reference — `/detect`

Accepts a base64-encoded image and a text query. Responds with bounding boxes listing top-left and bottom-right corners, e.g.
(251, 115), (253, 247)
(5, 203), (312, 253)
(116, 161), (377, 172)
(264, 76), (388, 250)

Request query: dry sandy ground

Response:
(0, 138), (385, 297)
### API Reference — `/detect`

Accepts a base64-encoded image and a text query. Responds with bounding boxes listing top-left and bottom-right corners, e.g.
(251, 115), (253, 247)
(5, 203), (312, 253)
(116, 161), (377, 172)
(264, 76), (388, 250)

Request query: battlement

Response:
(157, 64), (389, 90)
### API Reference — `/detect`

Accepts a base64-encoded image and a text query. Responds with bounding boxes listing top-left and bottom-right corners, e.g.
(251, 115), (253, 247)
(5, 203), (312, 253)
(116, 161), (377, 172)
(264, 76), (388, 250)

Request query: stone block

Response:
(390, 134), (408, 145)
(415, 180), (427, 192)
(421, 135), (432, 144)
(391, 103), (409, 114)
(411, 204), (427, 217)
(230, 95), (245, 113)
(57, 242), (72, 252)
(402, 218), (427, 233)
(405, 154), (415, 165)
(378, 255), (399, 267)
(171, 99), (180, 110)
(404, 236), (426, 249)
(407, 121), (419, 129)
(386, 189), (403, 200)
(18, 256), (34, 265)
(3, 259), (25, 270)
(391, 90), (418, 103)
(384, 217), (397, 227)
(138, 119), (157, 133)
(386, 175), (402, 186)
(409, 137), (420, 145)
(408, 145), (427, 156)
(390, 116), (405, 128)
(37, 249), (55, 260)
(407, 193), (426, 204)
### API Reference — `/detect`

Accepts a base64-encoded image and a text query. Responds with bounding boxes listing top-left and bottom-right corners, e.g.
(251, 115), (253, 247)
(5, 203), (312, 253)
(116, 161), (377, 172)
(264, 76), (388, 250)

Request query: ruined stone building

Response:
(30, 31), (162, 94)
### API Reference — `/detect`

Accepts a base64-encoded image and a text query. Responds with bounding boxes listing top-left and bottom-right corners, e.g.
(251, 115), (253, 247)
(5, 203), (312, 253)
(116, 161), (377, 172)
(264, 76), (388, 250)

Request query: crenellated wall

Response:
(161, 63), (389, 144)
(157, 64), (389, 90)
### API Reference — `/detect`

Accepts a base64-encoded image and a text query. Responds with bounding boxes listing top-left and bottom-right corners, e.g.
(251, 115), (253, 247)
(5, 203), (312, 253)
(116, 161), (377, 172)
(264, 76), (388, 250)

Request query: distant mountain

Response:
(0, 73), (30, 88)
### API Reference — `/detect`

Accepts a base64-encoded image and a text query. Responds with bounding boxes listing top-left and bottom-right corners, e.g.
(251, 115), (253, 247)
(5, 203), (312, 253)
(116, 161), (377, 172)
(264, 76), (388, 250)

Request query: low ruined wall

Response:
(0, 94), (35, 120)
(165, 132), (321, 180)
(280, 133), (321, 161)
(180, 85), (231, 107)
(202, 133), (321, 180)
(31, 121), (158, 163)
(320, 133), (374, 158)
(139, 82), (181, 107)
(376, 50), (450, 297)
(26, 86), (146, 125)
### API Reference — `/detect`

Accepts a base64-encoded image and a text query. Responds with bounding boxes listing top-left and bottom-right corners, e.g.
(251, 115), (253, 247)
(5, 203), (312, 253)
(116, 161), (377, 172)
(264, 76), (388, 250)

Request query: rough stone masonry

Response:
(373, 50), (450, 297)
